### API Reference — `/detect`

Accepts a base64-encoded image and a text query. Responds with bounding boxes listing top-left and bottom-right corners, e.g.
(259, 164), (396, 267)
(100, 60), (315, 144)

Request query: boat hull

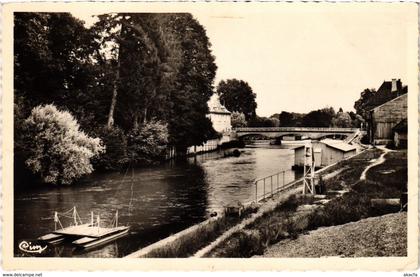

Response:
(73, 227), (130, 249)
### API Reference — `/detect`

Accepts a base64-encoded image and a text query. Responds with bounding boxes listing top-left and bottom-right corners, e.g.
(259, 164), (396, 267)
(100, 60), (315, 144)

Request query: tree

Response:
(14, 13), (97, 118)
(331, 111), (352, 128)
(278, 111), (294, 126)
(302, 107), (335, 127)
(349, 111), (365, 128)
(127, 120), (169, 165)
(231, 112), (247, 128)
(92, 126), (128, 171)
(248, 116), (278, 127)
(354, 88), (376, 121)
(164, 14), (218, 152)
(216, 79), (257, 121)
(22, 104), (104, 185)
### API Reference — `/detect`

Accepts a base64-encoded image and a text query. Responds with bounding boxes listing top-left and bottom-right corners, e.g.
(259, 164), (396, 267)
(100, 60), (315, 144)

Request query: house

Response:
(364, 79), (407, 112)
(368, 93), (407, 145)
(317, 139), (357, 166)
(207, 94), (232, 134)
(293, 139), (357, 168)
(393, 119), (407, 149)
(186, 94), (232, 155)
(293, 145), (322, 168)
(365, 79), (408, 145)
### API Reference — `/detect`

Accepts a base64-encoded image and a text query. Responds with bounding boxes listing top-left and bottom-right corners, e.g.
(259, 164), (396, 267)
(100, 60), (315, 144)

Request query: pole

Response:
(283, 171), (285, 188)
(255, 181), (258, 202)
(97, 215), (100, 234)
(54, 211), (58, 231)
(263, 179), (266, 200)
(91, 211), (94, 226)
(270, 175), (273, 197)
(116, 210), (118, 227)
(73, 207), (77, 226)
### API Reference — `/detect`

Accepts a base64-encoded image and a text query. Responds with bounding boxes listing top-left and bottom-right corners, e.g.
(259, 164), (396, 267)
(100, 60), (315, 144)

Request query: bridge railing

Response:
(234, 127), (359, 133)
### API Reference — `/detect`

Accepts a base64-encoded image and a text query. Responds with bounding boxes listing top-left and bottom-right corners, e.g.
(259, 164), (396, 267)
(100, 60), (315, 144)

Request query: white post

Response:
(54, 211), (58, 231)
(73, 207), (78, 226)
(97, 215), (100, 234)
(116, 210), (118, 227)
(91, 211), (94, 226)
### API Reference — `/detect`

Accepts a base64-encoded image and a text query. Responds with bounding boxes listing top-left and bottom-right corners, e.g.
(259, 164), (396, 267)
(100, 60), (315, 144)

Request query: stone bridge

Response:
(231, 127), (359, 140)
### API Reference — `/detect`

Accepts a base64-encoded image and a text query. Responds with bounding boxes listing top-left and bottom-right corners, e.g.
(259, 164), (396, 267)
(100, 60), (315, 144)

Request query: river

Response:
(14, 144), (299, 257)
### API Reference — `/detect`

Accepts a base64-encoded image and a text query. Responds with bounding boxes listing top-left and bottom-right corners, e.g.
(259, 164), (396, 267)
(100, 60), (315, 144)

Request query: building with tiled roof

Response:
(364, 79), (407, 112)
(368, 79), (407, 145)
(207, 94), (231, 134)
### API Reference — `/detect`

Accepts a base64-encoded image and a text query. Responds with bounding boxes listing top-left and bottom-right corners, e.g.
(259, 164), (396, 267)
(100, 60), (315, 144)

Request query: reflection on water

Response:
(14, 145), (298, 257)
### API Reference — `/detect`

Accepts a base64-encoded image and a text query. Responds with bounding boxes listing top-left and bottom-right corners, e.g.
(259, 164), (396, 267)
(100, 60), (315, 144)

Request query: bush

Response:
(23, 104), (104, 184)
(92, 126), (128, 171)
(231, 112), (247, 128)
(127, 120), (169, 165)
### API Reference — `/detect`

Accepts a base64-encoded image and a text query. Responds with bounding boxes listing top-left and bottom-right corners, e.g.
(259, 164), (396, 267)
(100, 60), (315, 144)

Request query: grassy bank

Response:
(140, 205), (258, 258)
(205, 148), (407, 257)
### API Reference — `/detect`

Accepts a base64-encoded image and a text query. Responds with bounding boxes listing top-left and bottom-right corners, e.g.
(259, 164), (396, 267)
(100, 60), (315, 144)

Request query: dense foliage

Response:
(216, 79), (257, 121)
(231, 112), (247, 128)
(354, 88), (377, 121)
(271, 107), (362, 128)
(23, 105), (104, 184)
(127, 121), (169, 165)
(14, 12), (217, 184)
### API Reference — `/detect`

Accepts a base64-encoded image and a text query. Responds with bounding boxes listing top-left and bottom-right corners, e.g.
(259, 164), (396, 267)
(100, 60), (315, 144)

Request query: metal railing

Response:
(254, 170), (289, 202)
(234, 127), (359, 133)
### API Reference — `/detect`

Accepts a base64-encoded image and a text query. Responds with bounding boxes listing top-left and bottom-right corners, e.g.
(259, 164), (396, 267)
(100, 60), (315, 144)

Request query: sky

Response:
(72, 4), (410, 117)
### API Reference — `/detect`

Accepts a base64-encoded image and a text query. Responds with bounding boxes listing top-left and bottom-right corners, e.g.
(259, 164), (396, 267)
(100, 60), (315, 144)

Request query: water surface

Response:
(14, 145), (298, 257)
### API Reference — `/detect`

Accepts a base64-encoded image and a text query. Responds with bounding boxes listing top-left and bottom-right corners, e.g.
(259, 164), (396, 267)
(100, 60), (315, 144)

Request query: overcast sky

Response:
(73, 4), (409, 117)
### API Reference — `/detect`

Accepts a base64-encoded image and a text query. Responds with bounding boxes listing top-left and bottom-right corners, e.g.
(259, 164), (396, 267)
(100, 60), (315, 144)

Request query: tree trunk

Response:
(143, 107), (148, 124)
(133, 114), (140, 130)
(106, 65), (119, 129)
(106, 25), (122, 129)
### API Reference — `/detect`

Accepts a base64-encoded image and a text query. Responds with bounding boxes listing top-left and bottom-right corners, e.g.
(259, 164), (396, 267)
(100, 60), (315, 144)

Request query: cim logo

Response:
(18, 240), (48, 255)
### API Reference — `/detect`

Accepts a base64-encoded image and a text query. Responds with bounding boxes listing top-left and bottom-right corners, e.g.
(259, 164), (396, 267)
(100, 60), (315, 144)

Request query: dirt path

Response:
(360, 146), (392, 181)
(193, 186), (303, 257)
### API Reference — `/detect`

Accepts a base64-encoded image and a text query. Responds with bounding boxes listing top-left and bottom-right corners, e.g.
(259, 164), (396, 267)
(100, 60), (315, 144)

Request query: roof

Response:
(290, 145), (305, 150)
(320, 139), (357, 152)
(393, 118), (407, 133)
(208, 94), (231, 115)
(366, 79), (407, 111)
(370, 93), (407, 112)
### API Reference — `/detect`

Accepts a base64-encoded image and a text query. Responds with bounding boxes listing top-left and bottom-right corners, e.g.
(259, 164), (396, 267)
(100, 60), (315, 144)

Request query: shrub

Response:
(127, 120), (169, 165)
(231, 112), (247, 128)
(23, 104), (104, 184)
(92, 126), (128, 171)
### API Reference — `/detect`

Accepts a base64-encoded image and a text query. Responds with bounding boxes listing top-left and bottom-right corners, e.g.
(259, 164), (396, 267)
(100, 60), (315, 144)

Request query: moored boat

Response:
(38, 207), (129, 249)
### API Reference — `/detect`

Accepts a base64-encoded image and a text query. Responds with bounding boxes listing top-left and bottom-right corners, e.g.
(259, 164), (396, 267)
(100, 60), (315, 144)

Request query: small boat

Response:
(38, 233), (65, 244)
(38, 207), (129, 249)
(72, 226), (129, 249)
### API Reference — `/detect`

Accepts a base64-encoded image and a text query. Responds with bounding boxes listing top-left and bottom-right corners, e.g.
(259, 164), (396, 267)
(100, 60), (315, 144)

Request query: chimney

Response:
(391, 79), (398, 92)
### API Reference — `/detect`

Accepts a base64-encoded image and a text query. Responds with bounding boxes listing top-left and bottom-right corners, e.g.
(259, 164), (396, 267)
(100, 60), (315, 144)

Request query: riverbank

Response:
(125, 147), (387, 258)
(202, 147), (407, 257)
(263, 212), (407, 257)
